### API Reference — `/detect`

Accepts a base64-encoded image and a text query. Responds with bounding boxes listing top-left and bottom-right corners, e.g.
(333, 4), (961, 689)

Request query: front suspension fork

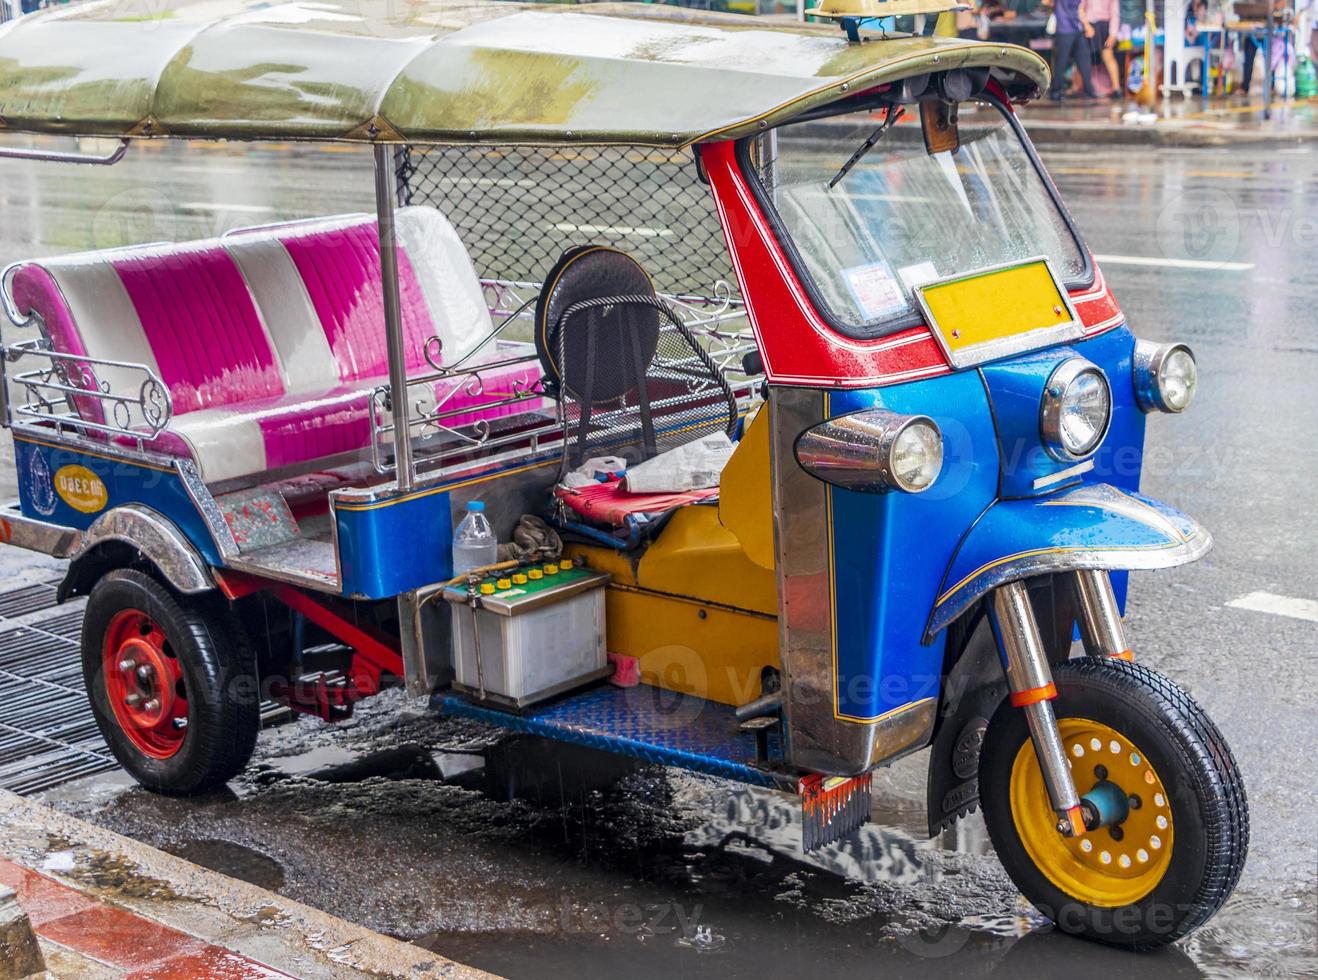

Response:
(989, 571), (1133, 837)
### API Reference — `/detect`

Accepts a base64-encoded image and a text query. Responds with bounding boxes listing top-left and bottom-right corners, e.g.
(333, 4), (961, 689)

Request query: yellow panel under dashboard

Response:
(565, 492), (780, 706)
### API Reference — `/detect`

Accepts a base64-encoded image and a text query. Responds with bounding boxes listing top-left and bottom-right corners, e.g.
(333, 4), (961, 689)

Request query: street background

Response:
(0, 130), (1315, 979)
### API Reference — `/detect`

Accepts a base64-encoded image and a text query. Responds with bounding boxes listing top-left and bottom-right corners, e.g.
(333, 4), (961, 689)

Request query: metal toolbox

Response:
(444, 563), (610, 709)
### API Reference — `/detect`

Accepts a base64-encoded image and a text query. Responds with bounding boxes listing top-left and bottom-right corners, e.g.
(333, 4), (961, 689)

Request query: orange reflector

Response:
(1010, 682), (1058, 708)
(1065, 804), (1087, 838)
(1110, 649), (1135, 661)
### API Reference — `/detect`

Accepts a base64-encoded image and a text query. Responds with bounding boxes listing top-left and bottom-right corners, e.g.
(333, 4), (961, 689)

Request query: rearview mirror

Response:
(921, 100), (960, 155)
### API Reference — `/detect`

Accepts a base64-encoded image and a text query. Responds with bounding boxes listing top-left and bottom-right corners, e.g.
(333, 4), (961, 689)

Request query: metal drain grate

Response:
(0, 577), (294, 794)
(0, 580), (119, 795)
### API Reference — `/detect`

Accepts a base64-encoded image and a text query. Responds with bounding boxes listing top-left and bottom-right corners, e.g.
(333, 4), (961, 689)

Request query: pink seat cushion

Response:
(133, 351), (551, 483)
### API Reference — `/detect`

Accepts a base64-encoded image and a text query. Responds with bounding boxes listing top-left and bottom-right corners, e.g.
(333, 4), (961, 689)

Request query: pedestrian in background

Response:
(1085, 0), (1123, 96)
(1049, 0), (1099, 100)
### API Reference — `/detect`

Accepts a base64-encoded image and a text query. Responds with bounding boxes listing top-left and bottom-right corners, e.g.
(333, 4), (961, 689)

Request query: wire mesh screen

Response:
(395, 145), (738, 297)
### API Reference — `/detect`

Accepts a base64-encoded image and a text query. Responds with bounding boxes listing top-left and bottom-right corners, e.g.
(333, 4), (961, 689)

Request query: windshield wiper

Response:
(828, 104), (904, 189)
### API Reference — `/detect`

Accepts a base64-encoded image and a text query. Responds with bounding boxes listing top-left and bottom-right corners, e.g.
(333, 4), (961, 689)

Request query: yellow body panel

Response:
(920, 259), (1071, 354)
(564, 429), (780, 705)
(717, 406), (776, 571)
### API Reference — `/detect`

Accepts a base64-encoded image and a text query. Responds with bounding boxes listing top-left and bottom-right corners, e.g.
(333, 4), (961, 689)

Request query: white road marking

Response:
(1094, 253), (1255, 272)
(179, 202), (275, 215)
(1225, 591), (1318, 624)
(553, 222), (674, 239)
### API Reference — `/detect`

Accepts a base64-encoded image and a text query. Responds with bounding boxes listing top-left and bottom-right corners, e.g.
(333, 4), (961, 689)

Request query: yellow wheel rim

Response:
(1009, 717), (1174, 907)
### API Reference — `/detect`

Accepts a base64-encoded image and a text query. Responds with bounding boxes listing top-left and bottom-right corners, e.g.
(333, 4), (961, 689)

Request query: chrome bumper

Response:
(0, 501), (81, 558)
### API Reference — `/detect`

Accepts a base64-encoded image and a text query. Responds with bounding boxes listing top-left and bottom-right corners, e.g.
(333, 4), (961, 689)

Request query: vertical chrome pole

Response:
(990, 581), (1085, 837)
(1073, 569), (1132, 660)
(373, 143), (413, 491)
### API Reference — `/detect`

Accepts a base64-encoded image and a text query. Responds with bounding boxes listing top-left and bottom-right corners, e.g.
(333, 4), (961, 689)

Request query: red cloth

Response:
(555, 478), (717, 526)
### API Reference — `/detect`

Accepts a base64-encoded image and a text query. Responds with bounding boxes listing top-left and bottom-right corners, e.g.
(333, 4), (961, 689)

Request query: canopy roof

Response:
(0, 0), (1049, 147)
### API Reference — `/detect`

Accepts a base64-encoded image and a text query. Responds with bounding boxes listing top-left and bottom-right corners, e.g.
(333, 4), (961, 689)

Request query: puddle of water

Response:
(162, 839), (286, 893)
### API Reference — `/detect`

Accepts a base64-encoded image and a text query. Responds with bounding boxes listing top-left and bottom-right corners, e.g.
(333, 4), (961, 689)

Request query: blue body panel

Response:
(333, 456), (560, 600)
(12, 435), (222, 565)
(334, 487), (454, 600)
(826, 370), (998, 721)
(434, 684), (785, 789)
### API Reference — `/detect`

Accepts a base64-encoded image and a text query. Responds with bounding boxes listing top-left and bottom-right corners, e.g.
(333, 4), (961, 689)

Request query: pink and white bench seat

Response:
(8, 208), (545, 484)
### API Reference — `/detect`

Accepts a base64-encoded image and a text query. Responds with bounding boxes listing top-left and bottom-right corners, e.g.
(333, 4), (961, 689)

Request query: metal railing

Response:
(368, 279), (760, 479)
(4, 340), (173, 442)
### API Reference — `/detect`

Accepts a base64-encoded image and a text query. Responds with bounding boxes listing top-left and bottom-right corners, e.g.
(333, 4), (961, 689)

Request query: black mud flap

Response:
(925, 676), (1006, 836)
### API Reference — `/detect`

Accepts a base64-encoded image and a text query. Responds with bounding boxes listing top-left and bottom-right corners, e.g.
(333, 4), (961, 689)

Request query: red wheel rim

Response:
(102, 608), (188, 759)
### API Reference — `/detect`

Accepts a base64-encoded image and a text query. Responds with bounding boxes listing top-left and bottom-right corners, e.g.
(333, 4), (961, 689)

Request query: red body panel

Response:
(698, 140), (1124, 389)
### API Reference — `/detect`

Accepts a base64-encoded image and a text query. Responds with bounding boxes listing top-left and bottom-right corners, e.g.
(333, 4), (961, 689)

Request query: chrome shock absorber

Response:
(990, 581), (1086, 838)
(1073, 569), (1133, 660)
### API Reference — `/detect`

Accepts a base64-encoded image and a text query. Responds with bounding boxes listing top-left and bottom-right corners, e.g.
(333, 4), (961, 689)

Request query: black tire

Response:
(979, 658), (1248, 950)
(81, 569), (260, 795)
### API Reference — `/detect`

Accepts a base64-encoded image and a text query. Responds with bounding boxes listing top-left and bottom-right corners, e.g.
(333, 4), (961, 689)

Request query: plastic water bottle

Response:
(452, 501), (497, 577)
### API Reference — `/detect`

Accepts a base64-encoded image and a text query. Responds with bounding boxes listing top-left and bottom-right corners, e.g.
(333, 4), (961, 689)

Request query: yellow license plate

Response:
(915, 258), (1084, 369)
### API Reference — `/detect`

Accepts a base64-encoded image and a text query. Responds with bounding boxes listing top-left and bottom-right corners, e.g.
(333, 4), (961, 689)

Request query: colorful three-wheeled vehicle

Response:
(0, 0), (1245, 950)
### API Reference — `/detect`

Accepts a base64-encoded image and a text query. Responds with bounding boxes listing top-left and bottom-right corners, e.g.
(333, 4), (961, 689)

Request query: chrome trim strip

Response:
(1032, 459), (1094, 490)
(768, 387), (937, 775)
(173, 458), (240, 561)
(926, 526), (1212, 639)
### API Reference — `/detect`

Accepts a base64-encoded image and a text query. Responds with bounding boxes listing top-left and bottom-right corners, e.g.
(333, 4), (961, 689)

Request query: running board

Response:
(434, 683), (795, 791)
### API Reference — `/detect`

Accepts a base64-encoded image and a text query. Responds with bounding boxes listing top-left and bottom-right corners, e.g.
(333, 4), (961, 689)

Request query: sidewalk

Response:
(0, 790), (494, 980)
(1018, 92), (1318, 147)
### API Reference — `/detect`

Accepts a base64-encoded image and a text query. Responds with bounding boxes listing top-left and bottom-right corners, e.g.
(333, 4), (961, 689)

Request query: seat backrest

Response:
(537, 246), (738, 472)
(223, 207), (492, 389)
(8, 241), (285, 423)
(6, 207), (495, 425)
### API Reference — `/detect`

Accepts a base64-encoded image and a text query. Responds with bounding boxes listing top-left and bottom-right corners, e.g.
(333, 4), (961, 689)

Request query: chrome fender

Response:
(924, 484), (1211, 641)
(63, 505), (215, 598)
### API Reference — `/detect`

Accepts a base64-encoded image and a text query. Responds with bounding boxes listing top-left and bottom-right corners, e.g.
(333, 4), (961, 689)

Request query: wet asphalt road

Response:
(0, 136), (1315, 979)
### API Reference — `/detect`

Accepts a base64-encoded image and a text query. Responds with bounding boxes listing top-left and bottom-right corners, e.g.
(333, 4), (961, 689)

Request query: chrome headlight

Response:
(796, 409), (943, 493)
(1040, 358), (1112, 461)
(1133, 340), (1198, 414)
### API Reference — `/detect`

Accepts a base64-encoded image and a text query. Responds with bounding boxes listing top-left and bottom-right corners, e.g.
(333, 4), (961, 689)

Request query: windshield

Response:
(745, 99), (1088, 336)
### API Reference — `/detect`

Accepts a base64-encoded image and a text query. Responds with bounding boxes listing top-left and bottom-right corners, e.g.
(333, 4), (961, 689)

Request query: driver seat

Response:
(535, 246), (739, 548)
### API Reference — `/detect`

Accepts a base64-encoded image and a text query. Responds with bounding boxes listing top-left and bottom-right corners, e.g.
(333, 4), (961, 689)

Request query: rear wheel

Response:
(980, 658), (1248, 949)
(81, 569), (259, 795)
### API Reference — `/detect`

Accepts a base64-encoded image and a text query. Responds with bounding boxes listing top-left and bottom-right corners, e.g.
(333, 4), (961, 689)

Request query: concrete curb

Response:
(1019, 119), (1318, 149)
(0, 789), (498, 979)
(0, 885), (45, 979)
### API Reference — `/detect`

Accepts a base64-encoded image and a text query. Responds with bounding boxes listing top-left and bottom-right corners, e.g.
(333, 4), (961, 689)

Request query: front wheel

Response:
(979, 658), (1248, 949)
(81, 569), (260, 795)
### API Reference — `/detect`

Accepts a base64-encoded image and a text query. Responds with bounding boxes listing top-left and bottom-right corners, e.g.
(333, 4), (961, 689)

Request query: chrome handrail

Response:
(5, 344), (173, 439)
(0, 138), (129, 166)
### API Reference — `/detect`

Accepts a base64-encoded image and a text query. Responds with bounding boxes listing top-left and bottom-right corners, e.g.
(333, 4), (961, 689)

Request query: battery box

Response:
(444, 562), (610, 709)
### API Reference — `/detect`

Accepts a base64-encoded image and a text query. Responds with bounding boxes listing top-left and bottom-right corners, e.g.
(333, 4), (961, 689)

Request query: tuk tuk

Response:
(0, 0), (1245, 950)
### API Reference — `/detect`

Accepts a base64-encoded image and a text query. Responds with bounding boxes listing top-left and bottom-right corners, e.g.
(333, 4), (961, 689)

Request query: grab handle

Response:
(0, 138), (129, 166)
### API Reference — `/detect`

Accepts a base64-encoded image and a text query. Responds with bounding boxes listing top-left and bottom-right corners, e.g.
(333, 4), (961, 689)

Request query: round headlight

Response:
(794, 410), (943, 494)
(890, 419), (944, 493)
(1040, 358), (1112, 461)
(1134, 340), (1197, 414)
